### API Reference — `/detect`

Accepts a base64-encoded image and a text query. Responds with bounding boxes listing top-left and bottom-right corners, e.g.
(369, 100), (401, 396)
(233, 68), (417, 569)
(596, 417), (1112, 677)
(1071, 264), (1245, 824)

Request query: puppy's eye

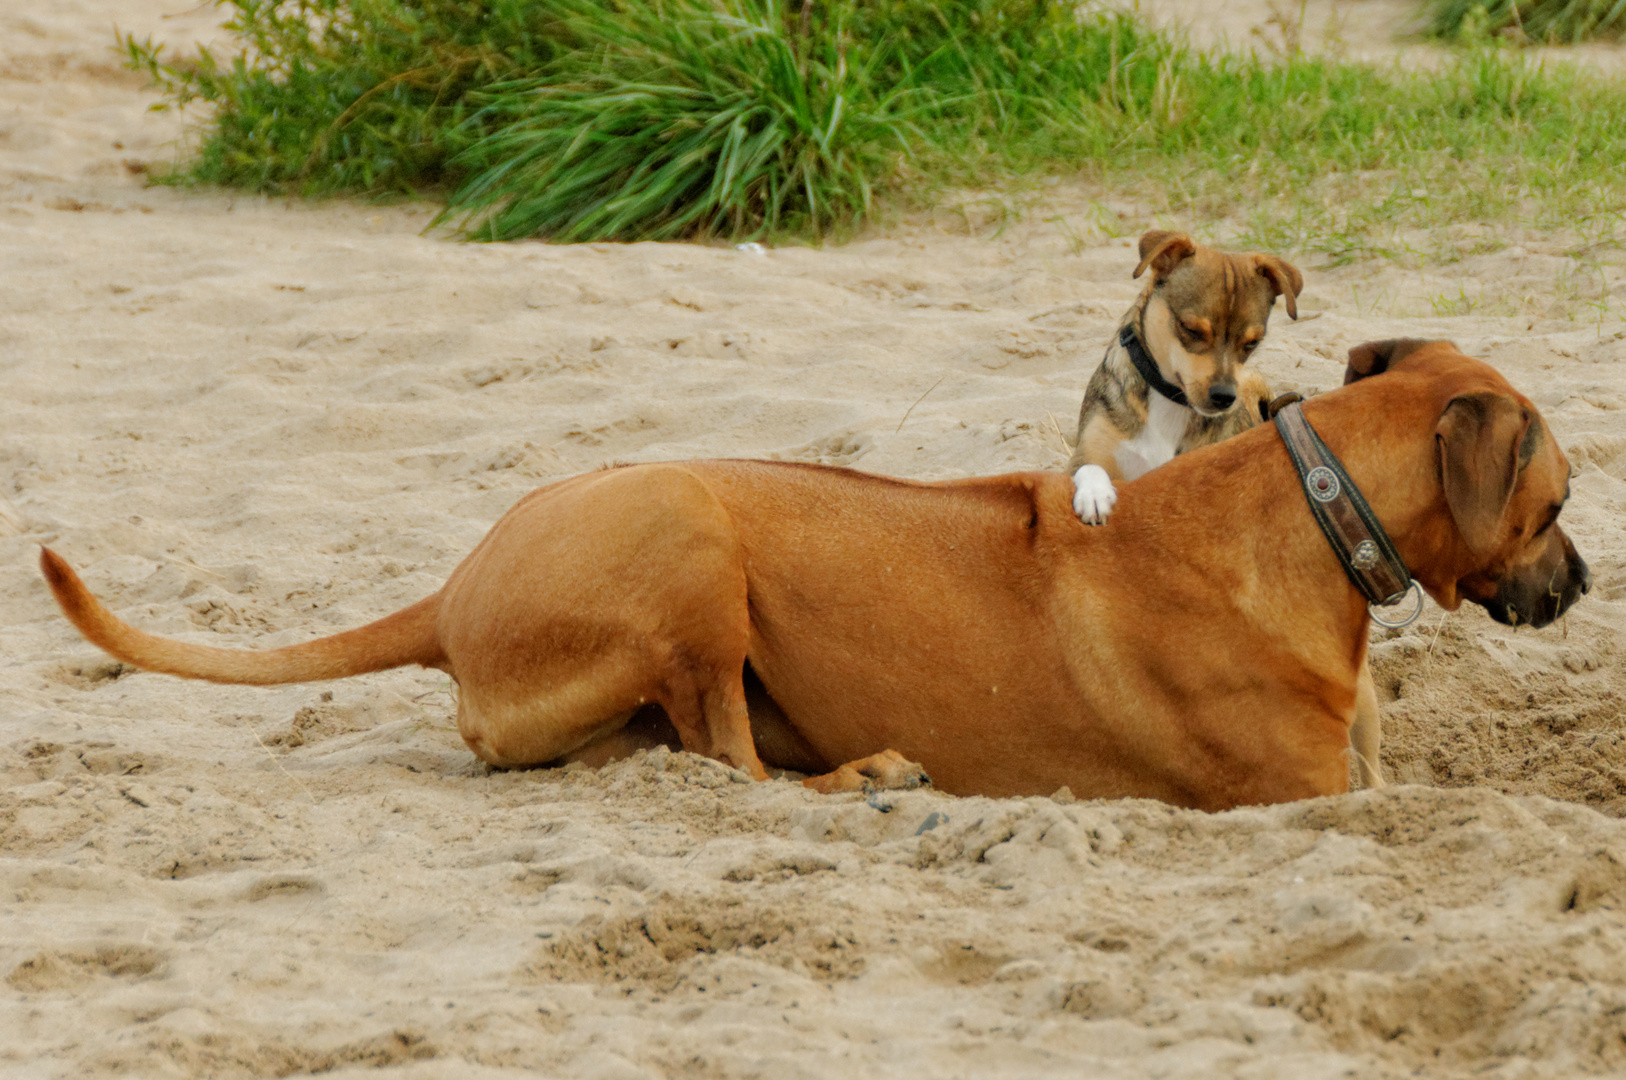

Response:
(1242, 339), (1260, 353)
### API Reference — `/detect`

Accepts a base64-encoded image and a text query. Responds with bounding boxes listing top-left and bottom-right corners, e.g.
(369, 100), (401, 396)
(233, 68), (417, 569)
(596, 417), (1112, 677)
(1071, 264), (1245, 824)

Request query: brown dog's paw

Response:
(803, 750), (932, 795)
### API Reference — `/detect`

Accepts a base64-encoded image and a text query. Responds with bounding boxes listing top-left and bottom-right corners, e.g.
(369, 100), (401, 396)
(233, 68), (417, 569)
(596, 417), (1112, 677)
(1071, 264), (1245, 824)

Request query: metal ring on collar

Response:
(1369, 581), (1425, 629)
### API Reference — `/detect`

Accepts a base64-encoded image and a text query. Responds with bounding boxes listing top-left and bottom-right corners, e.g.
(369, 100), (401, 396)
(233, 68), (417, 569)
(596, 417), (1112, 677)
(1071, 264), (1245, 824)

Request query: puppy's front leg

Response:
(1072, 464), (1118, 525)
(1070, 416), (1128, 526)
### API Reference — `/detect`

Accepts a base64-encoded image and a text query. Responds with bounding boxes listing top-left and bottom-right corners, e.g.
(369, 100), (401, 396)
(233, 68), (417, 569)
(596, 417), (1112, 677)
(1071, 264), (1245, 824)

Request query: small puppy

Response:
(1067, 229), (1303, 523)
(1061, 233), (1385, 790)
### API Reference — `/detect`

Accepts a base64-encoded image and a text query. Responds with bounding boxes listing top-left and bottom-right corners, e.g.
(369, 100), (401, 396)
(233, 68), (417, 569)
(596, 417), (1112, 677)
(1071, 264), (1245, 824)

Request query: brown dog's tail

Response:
(39, 547), (447, 685)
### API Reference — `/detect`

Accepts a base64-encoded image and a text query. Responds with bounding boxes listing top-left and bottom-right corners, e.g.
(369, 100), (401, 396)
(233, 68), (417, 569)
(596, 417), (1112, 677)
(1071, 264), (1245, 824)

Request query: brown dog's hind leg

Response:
(660, 666), (768, 780)
(1351, 662), (1385, 789)
(440, 464), (769, 780)
(803, 750), (931, 795)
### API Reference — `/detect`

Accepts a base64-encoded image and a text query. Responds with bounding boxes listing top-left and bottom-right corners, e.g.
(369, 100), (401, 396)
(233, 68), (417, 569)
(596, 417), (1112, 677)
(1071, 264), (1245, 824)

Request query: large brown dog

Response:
(41, 341), (1588, 810)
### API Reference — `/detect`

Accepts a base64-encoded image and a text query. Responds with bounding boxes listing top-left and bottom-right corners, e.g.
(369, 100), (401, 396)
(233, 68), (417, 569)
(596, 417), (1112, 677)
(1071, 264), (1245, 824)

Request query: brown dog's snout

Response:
(1572, 543), (1593, 599)
(1484, 531), (1590, 628)
(1577, 545), (1594, 595)
(1561, 530), (1591, 605)
(1561, 547), (1591, 614)
(1206, 382), (1237, 411)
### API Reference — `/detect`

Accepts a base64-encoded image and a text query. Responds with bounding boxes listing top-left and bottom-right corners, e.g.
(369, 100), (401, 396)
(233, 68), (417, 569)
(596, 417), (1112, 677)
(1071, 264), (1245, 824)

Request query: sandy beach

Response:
(5, 2), (1626, 1076)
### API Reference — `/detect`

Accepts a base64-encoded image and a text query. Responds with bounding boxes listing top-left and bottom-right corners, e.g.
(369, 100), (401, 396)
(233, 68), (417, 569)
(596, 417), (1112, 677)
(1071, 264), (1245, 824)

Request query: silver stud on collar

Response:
(1350, 539), (1380, 570)
(1305, 466), (1340, 503)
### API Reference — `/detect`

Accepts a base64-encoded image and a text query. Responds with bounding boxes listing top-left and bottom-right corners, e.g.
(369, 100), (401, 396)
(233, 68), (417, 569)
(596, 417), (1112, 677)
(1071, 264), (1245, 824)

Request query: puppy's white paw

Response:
(1071, 464), (1117, 525)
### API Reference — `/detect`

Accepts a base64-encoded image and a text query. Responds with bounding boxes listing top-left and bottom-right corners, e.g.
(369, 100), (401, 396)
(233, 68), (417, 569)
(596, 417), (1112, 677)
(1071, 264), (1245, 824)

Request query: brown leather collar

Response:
(1273, 401), (1413, 608)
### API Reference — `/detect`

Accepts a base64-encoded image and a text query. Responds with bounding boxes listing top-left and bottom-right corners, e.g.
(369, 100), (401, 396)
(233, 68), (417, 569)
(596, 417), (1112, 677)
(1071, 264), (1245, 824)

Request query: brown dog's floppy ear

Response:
(1344, 338), (1438, 385)
(1134, 230), (1196, 280)
(1436, 392), (1531, 556)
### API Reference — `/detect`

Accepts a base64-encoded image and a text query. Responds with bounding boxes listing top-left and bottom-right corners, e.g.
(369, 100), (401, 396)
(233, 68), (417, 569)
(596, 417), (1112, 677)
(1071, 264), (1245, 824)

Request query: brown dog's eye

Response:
(1529, 498), (1565, 537)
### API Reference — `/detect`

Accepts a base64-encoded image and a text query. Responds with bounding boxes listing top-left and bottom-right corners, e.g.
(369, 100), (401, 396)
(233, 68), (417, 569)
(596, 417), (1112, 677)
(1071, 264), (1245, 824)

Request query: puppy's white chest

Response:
(1115, 392), (1188, 482)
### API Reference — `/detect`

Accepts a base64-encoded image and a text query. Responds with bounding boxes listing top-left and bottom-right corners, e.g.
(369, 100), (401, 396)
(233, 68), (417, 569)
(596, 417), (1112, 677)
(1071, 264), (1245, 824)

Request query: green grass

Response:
(440, 0), (920, 241)
(124, 0), (569, 195)
(126, 0), (1626, 261)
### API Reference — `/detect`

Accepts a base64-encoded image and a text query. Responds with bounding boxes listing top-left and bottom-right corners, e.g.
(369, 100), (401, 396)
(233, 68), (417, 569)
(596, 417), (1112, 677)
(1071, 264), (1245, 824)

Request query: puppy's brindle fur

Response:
(1066, 229), (1303, 522)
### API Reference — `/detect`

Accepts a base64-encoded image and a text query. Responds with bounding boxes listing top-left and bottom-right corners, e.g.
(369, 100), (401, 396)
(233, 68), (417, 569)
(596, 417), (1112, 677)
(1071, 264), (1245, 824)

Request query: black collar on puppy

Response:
(1273, 401), (1417, 620)
(1119, 324), (1189, 407)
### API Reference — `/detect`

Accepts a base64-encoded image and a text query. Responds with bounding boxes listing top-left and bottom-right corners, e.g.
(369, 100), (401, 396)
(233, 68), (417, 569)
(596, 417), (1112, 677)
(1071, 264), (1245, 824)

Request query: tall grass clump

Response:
(439, 0), (1179, 240)
(440, 0), (916, 241)
(1426, 0), (1626, 43)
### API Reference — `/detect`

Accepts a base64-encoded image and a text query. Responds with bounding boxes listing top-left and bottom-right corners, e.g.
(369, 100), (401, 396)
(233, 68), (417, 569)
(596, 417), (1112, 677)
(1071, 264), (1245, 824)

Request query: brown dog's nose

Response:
(1207, 384), (1237, 411)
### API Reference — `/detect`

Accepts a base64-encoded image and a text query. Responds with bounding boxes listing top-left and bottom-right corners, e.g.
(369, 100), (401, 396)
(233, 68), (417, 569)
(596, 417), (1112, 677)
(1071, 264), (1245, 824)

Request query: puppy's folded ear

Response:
(1344, 338), (1439, 385)
(1436, 392), (1531, 555)
(1134, 230), (1196, 279)
(1254, 255), (1303, 319)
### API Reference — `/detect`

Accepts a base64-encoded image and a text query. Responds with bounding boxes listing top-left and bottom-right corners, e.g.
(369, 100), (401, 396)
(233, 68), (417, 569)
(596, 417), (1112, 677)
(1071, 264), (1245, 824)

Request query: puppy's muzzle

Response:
(1484, 534), (1591, 628)
(1205, 382), (1237, 412)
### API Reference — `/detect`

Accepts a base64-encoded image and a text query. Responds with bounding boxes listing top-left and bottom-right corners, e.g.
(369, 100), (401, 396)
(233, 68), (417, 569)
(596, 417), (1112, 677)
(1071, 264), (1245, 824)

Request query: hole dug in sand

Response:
(522, 894), (863, 990)
(243, 873), (325, 903)
(1561, 846), (1626, 913)
(1369, 611), (1626, 813)
(919, 942), (1013, 986)
(46, 659), (130, 690)
(7, 943), (165, 992)
(9, 740), (157, 782)
(261, 691), (419, 751)
(92, 1025), (437, 1078)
